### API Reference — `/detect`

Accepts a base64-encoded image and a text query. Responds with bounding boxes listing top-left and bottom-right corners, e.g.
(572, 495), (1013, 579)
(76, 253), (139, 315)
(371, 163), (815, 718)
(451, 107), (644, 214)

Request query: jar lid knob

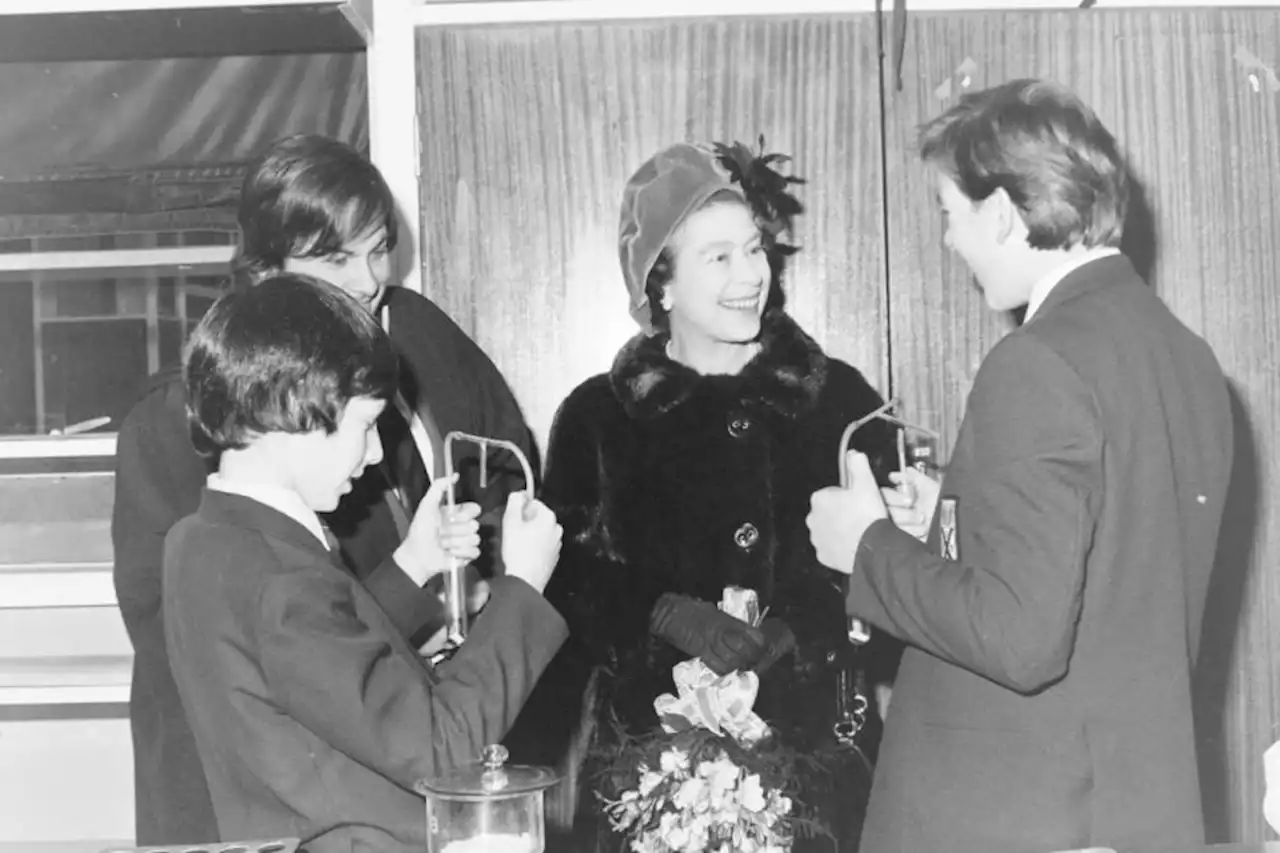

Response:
(480, 744), (510, 792)
(482, 743), (509, 770)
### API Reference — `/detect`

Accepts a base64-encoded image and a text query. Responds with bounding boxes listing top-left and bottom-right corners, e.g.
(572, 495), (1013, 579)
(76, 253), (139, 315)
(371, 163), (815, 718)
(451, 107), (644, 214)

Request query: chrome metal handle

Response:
(441, 431), (537, 642)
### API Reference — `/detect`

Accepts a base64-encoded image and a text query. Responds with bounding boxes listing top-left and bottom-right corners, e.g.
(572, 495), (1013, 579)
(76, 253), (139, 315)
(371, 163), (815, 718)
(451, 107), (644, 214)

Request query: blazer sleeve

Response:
(361, 554), (447, 640)
(258, 572), (567, 789)
(111, 373), (209, 634)
(847, 335), (1103, 695)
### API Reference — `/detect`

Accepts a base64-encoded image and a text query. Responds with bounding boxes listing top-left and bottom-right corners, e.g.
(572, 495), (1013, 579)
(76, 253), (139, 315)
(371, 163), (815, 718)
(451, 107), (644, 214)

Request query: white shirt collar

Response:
(206, 473), (330, 549)
(1025, 247), (1122, 322)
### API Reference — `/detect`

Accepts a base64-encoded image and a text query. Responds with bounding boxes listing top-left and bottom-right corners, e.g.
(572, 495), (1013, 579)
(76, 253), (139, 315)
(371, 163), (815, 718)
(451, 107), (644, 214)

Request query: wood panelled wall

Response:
(416, 17), (887, 454)
(414, 9), (1280, 843)
(882, 10), (1280, 842)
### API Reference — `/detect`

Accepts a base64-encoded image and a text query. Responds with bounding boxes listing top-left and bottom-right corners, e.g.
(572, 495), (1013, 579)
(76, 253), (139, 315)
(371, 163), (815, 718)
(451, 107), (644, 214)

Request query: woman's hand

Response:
(751, 619), (797, 674)
(650, 593), (766, 675)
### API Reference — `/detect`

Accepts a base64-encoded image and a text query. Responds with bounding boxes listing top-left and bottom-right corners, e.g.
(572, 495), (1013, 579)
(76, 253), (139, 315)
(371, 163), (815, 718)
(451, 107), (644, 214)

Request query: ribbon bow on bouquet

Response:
(654, 659), (770, 746)
(653, 586), (770, 746)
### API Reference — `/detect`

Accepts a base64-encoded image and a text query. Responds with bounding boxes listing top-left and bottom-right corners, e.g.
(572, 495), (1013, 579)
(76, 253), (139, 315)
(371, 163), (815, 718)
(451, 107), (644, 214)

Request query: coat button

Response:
(727, 413), (751, 438)
(733, 522), (760, 549)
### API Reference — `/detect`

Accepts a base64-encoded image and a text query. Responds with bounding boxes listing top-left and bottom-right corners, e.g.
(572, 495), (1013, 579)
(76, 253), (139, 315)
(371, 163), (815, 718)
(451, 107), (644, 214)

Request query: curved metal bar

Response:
(838, 399), (900, 646)
(439, 431), (537, 645)
(838, 397), (900, 488)
(836, 399), (942, 647)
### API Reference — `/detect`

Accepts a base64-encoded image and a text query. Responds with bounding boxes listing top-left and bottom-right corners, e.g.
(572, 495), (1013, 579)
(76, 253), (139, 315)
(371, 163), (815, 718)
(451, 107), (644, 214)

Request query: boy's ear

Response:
(987, 187), (1028, 245)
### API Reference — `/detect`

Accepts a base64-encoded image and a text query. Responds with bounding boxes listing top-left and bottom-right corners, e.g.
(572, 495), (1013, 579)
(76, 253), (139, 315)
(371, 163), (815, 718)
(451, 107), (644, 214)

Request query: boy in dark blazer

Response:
(165, 274), (566, 853)
(807, 79), (1234, 853)
(112, 135), (534, 844)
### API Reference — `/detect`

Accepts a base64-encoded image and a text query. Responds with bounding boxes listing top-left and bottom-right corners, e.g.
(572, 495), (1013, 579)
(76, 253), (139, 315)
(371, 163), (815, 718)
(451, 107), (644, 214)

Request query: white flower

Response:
(638, 769), (665, 797)
(674, 776), (707, 810)
(660, 747), (689, 775)
(658, 811), (689, 849)
(629, 837), (656, 853)
(712, 803), (741, 827)
(604, 737), (799, 853)
(680, 828), (706, 853)
(702, 754), (740, 801)
(738, 773), (767, 812)
(683, 814), (711, 849)
(610, 792), (642, 830)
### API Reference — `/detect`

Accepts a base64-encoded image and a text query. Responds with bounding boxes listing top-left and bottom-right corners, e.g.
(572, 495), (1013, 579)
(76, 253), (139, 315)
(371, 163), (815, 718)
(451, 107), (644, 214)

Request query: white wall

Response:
(0, 715), (134, 846)
(0, 446), (134, 848)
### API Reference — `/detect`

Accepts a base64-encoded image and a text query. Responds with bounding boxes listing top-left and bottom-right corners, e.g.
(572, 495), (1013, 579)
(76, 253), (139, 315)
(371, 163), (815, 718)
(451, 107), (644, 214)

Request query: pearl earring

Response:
(660, 291), (674, 311)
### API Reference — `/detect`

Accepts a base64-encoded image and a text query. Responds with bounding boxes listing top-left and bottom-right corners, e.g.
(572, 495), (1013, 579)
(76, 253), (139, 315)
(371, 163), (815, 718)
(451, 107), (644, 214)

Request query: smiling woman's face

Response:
(662, 200), (770, 348)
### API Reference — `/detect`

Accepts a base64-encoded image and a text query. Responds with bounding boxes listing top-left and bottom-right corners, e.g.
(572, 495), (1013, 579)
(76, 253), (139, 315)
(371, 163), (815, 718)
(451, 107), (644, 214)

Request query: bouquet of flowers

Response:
(594, 588), (827, 853)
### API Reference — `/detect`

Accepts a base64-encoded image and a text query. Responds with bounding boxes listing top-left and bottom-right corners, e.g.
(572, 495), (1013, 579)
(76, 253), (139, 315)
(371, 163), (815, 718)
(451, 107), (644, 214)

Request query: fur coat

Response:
(507, 311), (901, 837)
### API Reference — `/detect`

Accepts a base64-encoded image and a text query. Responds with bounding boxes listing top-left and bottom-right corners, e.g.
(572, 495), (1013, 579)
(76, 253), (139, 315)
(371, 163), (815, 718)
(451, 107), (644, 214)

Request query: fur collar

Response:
(608, 311), (828, 420)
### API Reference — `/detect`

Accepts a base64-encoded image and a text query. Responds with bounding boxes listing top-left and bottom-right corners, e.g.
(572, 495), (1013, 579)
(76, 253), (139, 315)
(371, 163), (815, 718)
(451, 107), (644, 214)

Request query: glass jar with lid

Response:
(414, 744), (558, 853)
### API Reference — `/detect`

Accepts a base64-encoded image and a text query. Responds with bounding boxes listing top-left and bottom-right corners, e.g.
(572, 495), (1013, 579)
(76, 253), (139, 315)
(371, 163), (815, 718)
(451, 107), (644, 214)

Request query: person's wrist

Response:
(507, 567), (547, 594)
(393, 541), (434, 587)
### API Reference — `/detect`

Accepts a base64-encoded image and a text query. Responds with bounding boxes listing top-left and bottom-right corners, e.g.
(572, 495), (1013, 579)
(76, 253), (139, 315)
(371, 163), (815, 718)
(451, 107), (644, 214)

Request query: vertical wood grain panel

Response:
(416, 16), (886, 454)
(882, 9), (1280, 842)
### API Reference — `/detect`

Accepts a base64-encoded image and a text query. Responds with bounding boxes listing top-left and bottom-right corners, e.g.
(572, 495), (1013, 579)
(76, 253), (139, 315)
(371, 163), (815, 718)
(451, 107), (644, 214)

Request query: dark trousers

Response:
(129, 646), (219, 845)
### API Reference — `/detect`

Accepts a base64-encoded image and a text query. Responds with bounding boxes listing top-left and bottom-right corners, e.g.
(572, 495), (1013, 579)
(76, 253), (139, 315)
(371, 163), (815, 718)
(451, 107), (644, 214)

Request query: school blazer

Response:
(112, 285), (535, 844)
(164, 489), (568, 853)
(848, 256), (1234, 853)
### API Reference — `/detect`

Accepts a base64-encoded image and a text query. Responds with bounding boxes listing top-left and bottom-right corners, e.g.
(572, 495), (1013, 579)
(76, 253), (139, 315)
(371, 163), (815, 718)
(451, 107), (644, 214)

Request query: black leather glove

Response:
(752, 618), (797, 674)
(649, 593), (766, 675)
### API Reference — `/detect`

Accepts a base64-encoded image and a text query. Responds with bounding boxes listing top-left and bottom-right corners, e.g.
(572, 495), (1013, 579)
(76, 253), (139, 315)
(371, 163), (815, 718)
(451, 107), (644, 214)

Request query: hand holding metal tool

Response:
(434, 431), (537, 659)
(837, 399), (940, 645)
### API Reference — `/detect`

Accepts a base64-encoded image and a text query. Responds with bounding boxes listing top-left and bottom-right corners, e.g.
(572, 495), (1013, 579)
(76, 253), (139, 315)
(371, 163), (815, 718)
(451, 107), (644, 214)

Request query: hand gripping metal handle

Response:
(837, 404), (897, 647)
(836, 398), (939, 646)
(440, 431), (537, 646)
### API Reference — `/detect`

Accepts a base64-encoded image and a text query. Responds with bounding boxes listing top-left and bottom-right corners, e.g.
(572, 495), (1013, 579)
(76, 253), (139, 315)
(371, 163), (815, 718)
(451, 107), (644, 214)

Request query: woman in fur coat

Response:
(507, 140), (900, 852)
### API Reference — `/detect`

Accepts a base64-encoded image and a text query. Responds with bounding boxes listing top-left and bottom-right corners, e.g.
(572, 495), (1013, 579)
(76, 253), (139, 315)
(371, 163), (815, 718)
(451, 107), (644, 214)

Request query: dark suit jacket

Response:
(848, 256), (1233, 853)
(163, 489), (567, 853)
(111, 285), (534, 844)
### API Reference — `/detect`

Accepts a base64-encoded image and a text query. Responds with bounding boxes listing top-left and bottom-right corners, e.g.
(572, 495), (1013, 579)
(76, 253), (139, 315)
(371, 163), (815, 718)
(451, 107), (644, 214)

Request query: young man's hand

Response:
(883, 468), (940, 542)
(806, 451), (889, 574)
(394, 473), (482, 586)
(500, 492), (562, 594)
